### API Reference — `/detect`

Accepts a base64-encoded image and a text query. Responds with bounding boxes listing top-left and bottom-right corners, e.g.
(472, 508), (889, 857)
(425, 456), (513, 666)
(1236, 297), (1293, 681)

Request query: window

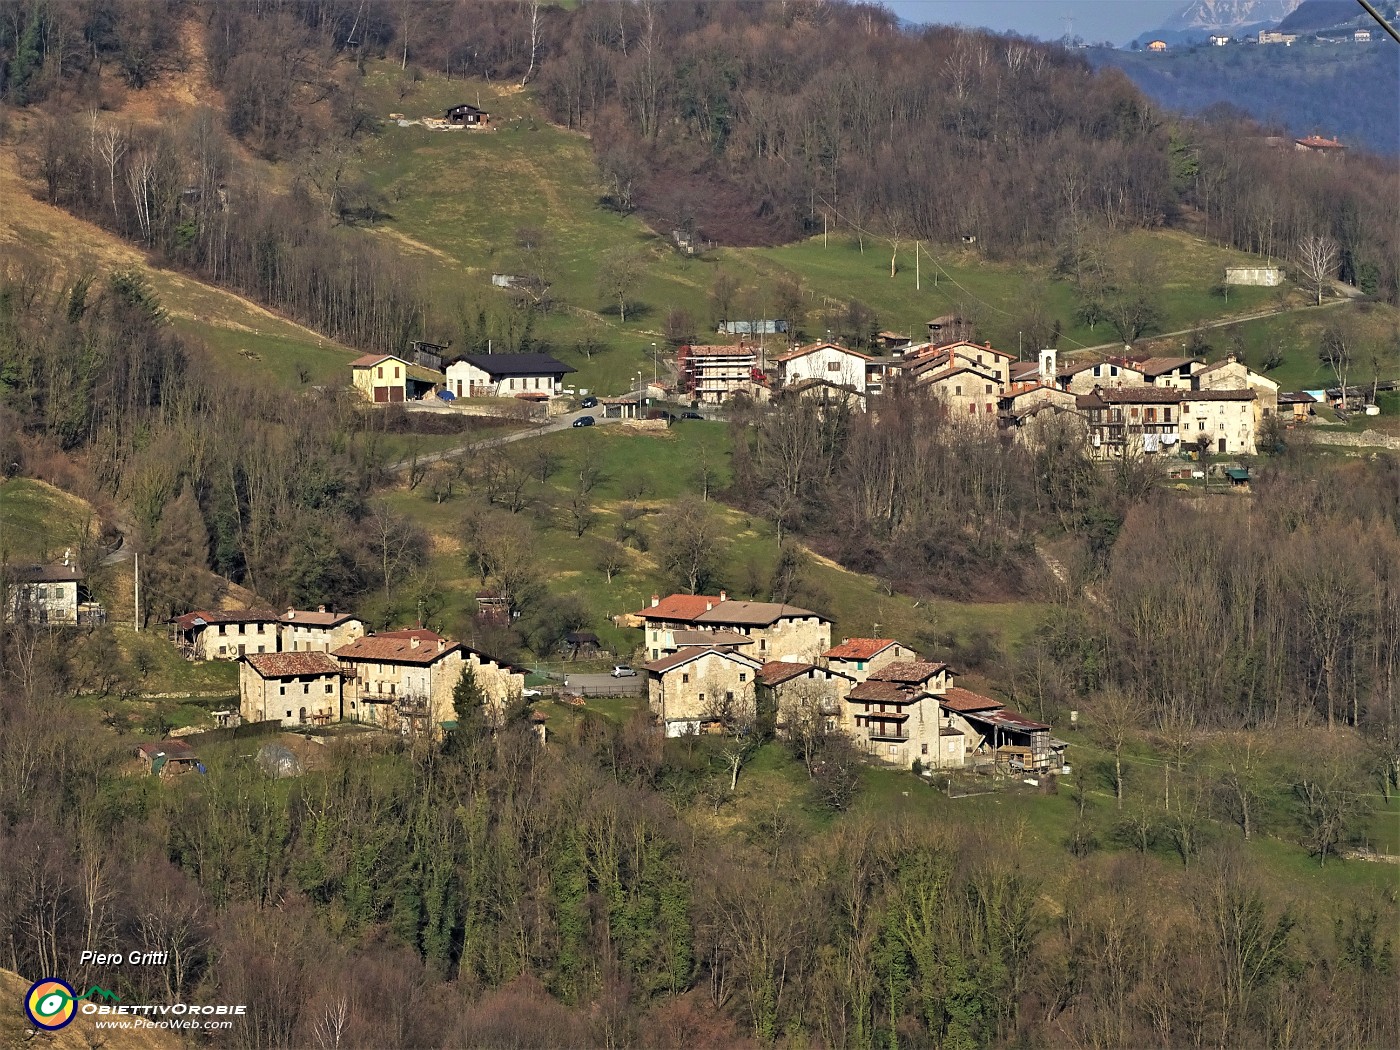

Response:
(1130, 406), (1139, 419)
(303, 684), (310, 694)
(856, 660), (865, 671)
(726, 691), (734, 702)
(258, 645), (265, 654)
(325, 683), (334, 694)
(682, 673), (689, 684)
(954, 385), (962, 396)
(1164, 408), (1173, 422)
(394, 366), (401, 378)
(739, 673), (747, 682)
(968, 403), (976, 415)
(827, 361), (840, 372)
(279, 685), (286, 695)
(377, 366), (384, 379)
(888, 744), (898, 755)
(1110, 365), (1119, 376)
(759, 639), (766, 651)
(985, 384), (993, 394)
(699, 692), (706, 704)
(1199, 420), (1206, 431)
(977, 354), (984, 365)
(1145, 407), (1156, 422)
(921, 743), (929, 755)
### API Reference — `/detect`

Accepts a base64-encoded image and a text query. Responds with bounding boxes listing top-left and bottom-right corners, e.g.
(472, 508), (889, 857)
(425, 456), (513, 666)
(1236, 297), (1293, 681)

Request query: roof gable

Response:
(825, 638), (899, 660)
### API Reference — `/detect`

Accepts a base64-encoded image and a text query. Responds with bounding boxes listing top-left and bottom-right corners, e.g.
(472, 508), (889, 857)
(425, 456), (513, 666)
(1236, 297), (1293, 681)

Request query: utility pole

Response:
(915, 241), (920, 291)
(133, 551), (141, 632)
(823, 212), (828, 248)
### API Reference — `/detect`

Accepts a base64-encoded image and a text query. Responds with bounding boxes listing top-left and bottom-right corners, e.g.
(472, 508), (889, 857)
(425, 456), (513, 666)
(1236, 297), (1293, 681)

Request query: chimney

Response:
(438, 638), (445, 652)
(287, 607), (296, 619)
(410, 636), (420, 649)
(651, 594), (660, 608)
(1225, 353), (1237, 365)
(318, 604), (326, 613)
(705, 601), (713, 612)
(63, 547), (71, 567)
(719, 590), (727, 602)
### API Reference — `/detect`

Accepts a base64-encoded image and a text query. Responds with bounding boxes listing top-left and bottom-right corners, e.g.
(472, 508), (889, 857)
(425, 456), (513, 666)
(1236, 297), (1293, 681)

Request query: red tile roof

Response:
(1296, 135), (1345, 150)
(334, 633), (460, 664)
(636, 594), (724, 622)
(245, 652), (341, 678)
(696, 600), (825, 627)
(825, 638), (899, 660)
(939, 686), (1004, 713)
(757, 660), (818, 686)
(349, 353), (406, 369)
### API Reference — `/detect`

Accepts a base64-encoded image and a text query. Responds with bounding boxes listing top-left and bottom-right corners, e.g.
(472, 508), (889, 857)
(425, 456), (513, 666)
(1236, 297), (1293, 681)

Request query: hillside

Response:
(1091, 41), (1400, 156)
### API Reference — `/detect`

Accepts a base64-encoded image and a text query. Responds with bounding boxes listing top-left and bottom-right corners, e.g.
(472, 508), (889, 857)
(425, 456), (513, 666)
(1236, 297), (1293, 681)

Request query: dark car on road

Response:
(681, 411), (704, 420)
(580, 396), (598, 409)
(572, 415), (596, 427)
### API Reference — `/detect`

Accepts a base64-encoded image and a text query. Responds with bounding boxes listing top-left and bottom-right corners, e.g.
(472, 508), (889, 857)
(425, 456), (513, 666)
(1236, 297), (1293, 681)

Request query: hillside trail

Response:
(1065, 296), (1352, 358)
(1035, 543), (1103, 608)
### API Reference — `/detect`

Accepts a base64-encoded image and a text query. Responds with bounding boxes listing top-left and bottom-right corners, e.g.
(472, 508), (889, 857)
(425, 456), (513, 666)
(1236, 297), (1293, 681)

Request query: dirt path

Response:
(1064, 297), (1352, 358)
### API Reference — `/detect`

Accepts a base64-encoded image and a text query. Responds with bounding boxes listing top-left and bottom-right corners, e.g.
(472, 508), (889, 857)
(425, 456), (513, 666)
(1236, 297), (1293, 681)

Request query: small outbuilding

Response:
(135, 740), (204, 778)
(445, 103), (489, 127)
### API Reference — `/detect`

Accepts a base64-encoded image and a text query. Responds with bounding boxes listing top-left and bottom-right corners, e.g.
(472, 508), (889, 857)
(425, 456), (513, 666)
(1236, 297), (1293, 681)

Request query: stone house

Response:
(171, 609), (282, 660)
(821, 638), (918, 683)
(919, 365), (1004, 423)
(279, 607), (365, 653)
(1179, 390), (1258, 455)
(902, 340), (1013, 388)
(1056, 360), (1148, 394)
(240, 651), (344, 727)
(758, 659), (855, 735)
(333, 628), (523, 734)
(636, 593), (831, 662)
(1076, 386), (1185, 459)
(678, 343), (761, 404)
(643, 645), (765, 737)
(844, 660), (956, 768)
(1194, 354), (1279, 430)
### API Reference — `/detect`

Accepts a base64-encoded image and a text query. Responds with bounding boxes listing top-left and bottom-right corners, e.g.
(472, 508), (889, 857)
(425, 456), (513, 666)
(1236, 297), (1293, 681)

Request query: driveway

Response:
(385, 407), (623, 473)
(558, 671), (644, 698)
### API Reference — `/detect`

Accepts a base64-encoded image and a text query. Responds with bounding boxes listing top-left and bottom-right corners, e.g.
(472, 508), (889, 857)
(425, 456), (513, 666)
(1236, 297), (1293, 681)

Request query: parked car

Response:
(579, 396), (598, 409)
(610, 664), (637, 678)
(572, 415), (595, 427)
(681, 411), (703, 420)
(521, 687), (542, 698)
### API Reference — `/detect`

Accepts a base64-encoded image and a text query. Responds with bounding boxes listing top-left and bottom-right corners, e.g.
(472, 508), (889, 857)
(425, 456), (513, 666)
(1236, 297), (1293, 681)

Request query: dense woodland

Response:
(1, 3), (1399, 1048)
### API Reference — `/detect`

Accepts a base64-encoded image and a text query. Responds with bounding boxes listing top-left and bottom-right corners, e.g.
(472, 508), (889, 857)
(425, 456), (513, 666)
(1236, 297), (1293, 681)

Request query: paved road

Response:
(558, 671), (644, 697)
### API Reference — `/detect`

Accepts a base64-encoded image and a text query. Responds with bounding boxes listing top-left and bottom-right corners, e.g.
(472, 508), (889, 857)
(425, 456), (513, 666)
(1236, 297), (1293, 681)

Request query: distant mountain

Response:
(1160, 0), (1304, 31)
(1088, 42), (1399, 156)
(1277, 0), (1366, 31)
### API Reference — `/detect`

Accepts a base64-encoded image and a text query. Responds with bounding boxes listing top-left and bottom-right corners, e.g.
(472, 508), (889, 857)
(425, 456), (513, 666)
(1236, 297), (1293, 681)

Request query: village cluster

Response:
(135, 592), (1065, 777)
(352, 310), (1317, 462)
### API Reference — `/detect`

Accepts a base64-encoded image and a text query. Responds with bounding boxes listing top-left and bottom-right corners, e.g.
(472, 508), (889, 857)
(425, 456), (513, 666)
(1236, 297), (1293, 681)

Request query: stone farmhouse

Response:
(172, 607), (362, 660)
(240, 651), (345, 727)
(4, 557), (104, 625)
(636, 592), (832, 663)
(635, 604), (1067, 773)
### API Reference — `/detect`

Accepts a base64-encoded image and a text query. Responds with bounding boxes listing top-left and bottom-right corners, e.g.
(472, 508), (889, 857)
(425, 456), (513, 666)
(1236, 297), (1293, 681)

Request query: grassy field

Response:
(346, 65), (1324, 399)
(381, 424), (1051, 661)
(0, 478), (101, 561)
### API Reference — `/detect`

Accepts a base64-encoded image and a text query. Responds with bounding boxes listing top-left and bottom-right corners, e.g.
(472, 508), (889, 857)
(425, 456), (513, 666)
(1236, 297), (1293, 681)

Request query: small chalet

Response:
(445, 103), (489, 127)
(926, 314), (974, 344)
(240, 651), (344, 727)
(1279, 391), (1317, 421)
(1295, 135), (1346, 154)
(564, 631), (601, 660)
(350, 355), (442, 403)
(445, 353), (575, 399)
(135, 739), (203, 778)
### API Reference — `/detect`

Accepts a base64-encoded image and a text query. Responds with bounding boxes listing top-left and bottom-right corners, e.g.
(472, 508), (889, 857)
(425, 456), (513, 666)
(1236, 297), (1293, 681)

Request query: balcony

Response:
(867, 730), (910, 742)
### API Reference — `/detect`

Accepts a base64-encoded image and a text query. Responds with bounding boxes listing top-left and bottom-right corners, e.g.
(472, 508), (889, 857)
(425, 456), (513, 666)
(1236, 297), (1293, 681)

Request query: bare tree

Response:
(520, 0), (544, 87)
(597, 248), (642, 323)
(1297, 232), (1338, 306)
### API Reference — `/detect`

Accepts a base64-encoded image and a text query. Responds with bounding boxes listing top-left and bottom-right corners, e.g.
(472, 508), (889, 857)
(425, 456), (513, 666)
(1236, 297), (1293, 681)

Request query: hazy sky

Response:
(884, 1), (1188, 44)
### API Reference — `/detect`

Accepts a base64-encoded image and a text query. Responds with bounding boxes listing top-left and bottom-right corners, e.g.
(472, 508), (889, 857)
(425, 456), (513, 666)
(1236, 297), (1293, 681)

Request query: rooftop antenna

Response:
(1062, 14), (1074, 42)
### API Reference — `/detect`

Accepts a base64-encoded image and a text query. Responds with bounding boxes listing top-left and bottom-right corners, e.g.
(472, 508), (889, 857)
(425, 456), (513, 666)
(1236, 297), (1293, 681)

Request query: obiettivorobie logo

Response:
(24, 978), (120, 1031)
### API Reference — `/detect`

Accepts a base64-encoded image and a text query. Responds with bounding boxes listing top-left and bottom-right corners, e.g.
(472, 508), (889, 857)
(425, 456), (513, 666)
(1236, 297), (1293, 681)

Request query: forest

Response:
(1, 2), (1398, 1048)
